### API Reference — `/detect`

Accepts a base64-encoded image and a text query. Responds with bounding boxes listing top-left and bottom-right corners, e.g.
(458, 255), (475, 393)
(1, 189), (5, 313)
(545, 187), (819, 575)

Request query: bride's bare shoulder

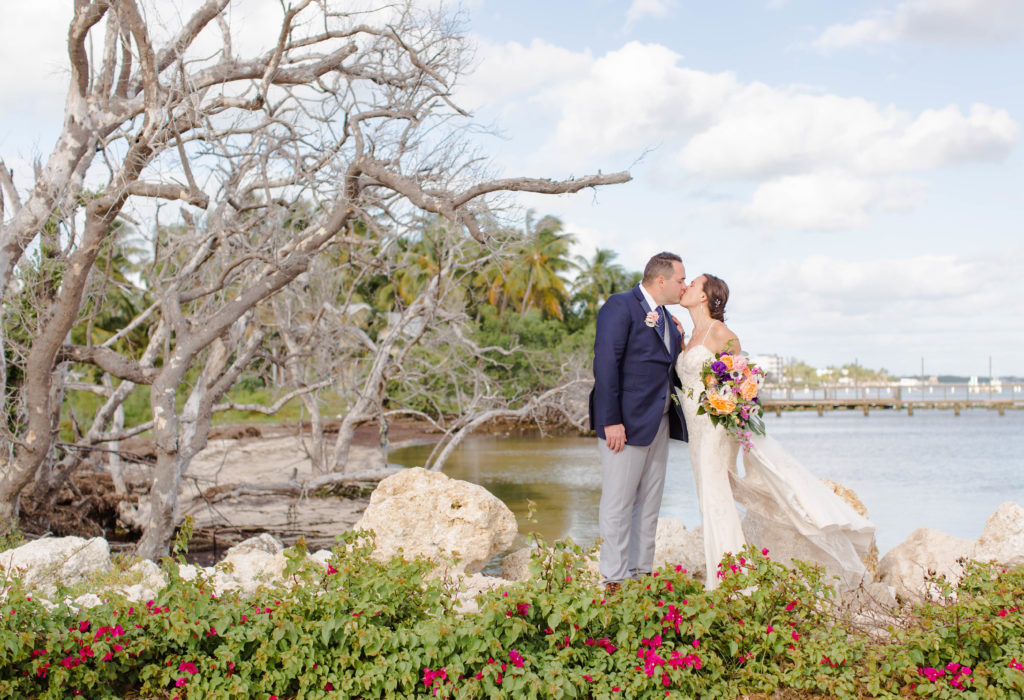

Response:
(709, 322), (740, 354)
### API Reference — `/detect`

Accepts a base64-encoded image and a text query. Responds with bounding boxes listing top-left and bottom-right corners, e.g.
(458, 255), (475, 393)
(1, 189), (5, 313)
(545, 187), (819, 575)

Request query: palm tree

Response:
(572, 248), (632, 317)
(503, 214), (577, 320)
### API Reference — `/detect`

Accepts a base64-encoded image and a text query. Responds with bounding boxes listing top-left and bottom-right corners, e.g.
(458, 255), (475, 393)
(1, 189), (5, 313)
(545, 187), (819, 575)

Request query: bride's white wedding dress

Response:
(677, 342), (875, 591)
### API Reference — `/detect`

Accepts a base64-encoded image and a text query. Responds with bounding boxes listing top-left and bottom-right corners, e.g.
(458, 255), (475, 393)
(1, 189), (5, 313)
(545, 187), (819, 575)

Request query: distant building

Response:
(749, 353), (784, 383)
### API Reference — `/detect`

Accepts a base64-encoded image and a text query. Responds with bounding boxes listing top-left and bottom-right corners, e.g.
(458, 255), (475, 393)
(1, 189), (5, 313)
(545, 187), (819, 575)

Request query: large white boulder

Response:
(354, 467), (517, 573)
(877, 527), (974, 602)
(0, 536), (112, 589)
(652, 518), (705, 580)
(972, 502), (1024, 569)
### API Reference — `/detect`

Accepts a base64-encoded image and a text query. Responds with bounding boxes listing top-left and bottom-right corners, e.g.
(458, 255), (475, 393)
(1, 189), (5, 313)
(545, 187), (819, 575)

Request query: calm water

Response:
(390, 409), (1024, 557)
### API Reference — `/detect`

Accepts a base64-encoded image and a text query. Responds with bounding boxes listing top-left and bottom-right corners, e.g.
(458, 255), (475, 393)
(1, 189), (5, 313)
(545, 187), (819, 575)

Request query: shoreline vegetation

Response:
(2, 530), (1023, 699)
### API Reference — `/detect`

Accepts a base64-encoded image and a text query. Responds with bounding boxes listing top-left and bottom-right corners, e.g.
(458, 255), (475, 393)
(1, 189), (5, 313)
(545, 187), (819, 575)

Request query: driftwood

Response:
(197, 467), (402, 504)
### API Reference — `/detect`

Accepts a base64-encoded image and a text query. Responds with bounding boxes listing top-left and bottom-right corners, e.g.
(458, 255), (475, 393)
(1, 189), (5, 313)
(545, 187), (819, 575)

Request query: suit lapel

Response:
(632, 286), (671, 357)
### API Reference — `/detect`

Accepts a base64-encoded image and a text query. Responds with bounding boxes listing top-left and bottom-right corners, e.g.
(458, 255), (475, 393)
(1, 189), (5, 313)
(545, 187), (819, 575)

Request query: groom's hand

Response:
(604, 424), (626, 453)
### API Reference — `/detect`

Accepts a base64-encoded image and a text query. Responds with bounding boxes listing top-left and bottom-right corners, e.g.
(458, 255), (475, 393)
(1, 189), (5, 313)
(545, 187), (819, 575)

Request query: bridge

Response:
(759, 383), (1024, 416)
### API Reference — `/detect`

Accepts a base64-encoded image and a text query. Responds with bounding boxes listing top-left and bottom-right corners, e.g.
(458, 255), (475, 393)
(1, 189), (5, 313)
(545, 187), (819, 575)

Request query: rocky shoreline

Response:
(3, 466), (1022, 622)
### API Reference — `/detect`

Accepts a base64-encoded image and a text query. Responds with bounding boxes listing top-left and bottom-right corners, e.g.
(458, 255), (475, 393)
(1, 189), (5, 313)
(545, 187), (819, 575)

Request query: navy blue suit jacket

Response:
(588, 286), (688, 446)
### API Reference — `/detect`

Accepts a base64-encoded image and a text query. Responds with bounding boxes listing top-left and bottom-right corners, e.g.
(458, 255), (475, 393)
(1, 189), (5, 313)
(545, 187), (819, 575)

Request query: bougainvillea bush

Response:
(1, 533), (1022, 699)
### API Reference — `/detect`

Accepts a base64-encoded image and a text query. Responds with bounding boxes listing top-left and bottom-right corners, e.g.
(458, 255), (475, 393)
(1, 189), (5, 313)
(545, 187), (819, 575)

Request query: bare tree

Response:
(0, 1), (627, 557)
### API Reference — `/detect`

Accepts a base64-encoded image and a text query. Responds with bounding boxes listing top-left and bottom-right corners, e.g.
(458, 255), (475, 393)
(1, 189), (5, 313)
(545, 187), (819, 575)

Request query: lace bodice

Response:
(677, 345), (713, 403)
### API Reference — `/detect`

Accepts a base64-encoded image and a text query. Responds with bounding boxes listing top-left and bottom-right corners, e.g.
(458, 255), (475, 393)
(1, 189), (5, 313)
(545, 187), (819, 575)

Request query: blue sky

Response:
(2, 0), (1022, 376)
(454, 0), (1024, 377)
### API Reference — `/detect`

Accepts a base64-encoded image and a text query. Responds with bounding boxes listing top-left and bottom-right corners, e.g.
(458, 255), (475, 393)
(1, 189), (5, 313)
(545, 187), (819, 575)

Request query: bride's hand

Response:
(672, 315), (684, 336)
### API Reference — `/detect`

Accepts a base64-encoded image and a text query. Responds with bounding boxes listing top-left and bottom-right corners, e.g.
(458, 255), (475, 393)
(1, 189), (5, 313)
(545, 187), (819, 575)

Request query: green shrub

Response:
(1, 537), (1022, 699)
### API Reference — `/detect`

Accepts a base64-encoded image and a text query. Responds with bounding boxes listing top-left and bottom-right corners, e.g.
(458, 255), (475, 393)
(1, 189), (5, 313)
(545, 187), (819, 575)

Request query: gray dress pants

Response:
(598, 410), (670, 584)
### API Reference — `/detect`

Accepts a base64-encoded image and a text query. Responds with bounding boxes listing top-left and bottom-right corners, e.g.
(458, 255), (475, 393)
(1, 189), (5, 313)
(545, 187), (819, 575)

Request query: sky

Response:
(1, 0), (1023, 377)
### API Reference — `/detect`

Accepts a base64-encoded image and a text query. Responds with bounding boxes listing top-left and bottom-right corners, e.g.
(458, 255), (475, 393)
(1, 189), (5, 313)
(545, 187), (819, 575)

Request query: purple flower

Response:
(711, 361), (727, 374)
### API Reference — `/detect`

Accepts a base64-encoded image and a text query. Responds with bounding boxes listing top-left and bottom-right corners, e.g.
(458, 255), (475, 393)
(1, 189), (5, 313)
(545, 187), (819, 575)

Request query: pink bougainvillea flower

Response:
(175, 677), (187, 687)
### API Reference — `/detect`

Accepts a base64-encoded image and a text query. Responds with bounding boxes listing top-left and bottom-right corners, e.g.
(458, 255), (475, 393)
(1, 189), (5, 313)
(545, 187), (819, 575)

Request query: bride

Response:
(675, 274), (875, 591)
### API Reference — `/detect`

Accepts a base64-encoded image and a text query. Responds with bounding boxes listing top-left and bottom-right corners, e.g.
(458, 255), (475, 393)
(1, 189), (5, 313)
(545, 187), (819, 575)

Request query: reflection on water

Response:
(389, 409), (1024, 556)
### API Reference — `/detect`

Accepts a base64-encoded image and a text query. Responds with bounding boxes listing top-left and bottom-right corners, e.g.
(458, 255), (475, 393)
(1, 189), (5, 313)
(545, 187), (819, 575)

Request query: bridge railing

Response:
(759, 383), (1024, 404)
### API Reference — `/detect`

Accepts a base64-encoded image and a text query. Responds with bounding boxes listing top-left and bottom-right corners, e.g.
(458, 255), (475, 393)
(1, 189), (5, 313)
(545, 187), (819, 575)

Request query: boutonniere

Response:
(644, 310), (659, 328)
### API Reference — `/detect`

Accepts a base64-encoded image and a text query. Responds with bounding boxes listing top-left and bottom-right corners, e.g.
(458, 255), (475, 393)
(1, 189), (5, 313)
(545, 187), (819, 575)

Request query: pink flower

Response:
(583, 675), (593, 682)
(509, 650), (525, 668)
(645, 311), (660, 328)
(179, 661), (198, 675)
(761, 548), (769, 556)
(766, 625), (774, 633)
(791, 630), (801, 641)
(175, 677), (187, 687)
(785, 600), (797, 611)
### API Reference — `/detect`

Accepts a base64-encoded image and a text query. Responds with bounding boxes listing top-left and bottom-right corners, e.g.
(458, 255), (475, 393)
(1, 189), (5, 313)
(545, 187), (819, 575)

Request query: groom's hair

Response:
(642, 252), (682, 283)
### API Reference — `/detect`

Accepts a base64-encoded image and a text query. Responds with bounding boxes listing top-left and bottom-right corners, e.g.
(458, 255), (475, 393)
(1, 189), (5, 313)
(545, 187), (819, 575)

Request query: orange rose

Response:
(740, 379), (759, 401)
(721, 355), (735, 372)
(708, 392), (737, 414)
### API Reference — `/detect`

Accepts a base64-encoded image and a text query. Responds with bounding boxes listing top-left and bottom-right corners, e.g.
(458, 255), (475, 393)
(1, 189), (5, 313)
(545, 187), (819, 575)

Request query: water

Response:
(389, 409), (1024, 557)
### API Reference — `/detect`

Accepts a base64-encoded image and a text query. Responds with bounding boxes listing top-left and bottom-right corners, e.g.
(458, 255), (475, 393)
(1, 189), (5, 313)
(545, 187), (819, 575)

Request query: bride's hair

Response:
(703, 274), (729, 322)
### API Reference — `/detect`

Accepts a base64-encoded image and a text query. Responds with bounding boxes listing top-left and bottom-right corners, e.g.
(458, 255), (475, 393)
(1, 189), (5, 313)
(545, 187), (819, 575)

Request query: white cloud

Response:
(625, 0), (674, 30)
(458, 38), (594, 111)
(727, 248), (1024, 373)
(814, 0), (1024, 52)
(680, 95), (1018, 178)
(465, 39), (1017, 231)
(737, 171), (927, 230)
(539, 42), (737, 161)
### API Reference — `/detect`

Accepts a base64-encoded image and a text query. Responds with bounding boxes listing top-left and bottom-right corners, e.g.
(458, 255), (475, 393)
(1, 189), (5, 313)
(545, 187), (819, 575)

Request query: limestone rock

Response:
(73, 593), (104, 609)
(216, 550), (289, 595)
(877, 527), (974, 602)
(973, 502), (1024, 568)
(652, 518), (705, 581)
(119, 584), (159, 603)
(821, 479), (880, 578)
(499, 546), (599, 584)
(452, 573), (509, 614)
(354, 467), (517, 573)
(310, 549), (334, 569)
(501, 548), (533, 581)
(225, 533), (284, 557)
(129, 559), (167, 592)
(0, 536), (112, 588)
(177, 564), (202, 582)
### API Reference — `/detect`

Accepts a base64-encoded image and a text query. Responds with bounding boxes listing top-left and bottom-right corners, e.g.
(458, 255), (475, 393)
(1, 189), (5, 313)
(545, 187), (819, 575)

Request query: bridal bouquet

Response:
(697, 350), (766, 452)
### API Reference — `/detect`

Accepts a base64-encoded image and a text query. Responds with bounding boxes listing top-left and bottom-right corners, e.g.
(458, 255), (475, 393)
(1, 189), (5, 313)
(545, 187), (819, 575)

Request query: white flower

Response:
(644, 311), (659, 328)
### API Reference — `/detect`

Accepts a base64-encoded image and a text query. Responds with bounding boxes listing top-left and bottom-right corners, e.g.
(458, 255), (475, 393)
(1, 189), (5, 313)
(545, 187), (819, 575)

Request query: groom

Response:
(589, 252), (688, 594)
